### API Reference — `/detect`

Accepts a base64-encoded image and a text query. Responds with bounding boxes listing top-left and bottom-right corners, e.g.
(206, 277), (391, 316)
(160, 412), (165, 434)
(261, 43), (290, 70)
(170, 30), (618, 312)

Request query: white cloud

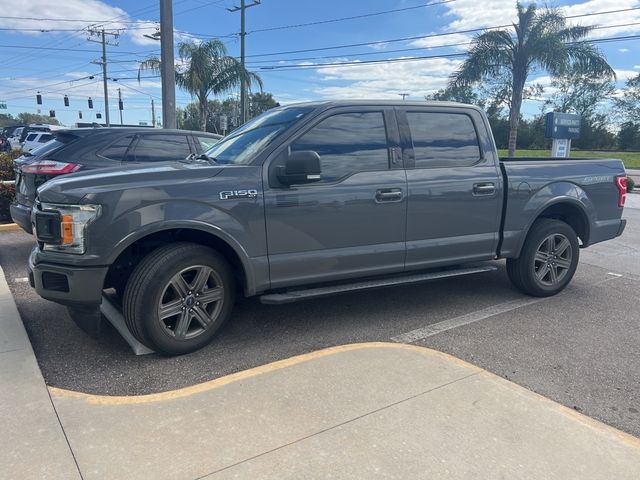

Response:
(560, 0), (640, 39)
(312, 58), (462, 99)
(408, 33), (471, 50)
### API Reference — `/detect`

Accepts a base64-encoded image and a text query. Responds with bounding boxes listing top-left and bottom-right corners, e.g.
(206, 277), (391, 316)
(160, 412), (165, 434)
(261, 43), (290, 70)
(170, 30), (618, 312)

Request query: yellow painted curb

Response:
(49, 341), (640, 448)
(0, 223), (20, 232)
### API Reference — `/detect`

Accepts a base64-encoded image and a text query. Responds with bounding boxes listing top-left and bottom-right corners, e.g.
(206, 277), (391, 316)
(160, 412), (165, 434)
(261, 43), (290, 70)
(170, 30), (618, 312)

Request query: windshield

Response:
(205, 106), (314, 164)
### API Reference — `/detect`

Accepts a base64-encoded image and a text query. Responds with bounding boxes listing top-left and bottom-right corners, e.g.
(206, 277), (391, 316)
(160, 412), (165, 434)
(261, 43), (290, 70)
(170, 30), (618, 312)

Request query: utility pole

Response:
(228, 0), (260, 125)
(399, 93), (410, 101)
(151, 98), (156, 127)
(160, 0), (176, 129)
(87, 26), (120, 127)
(118, 88), (123, 125)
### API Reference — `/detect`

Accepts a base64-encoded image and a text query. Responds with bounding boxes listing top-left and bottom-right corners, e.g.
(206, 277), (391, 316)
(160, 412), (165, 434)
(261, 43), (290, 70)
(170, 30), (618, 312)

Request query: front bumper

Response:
(9, 202), (33, 234)
(28, 246), (108, 307)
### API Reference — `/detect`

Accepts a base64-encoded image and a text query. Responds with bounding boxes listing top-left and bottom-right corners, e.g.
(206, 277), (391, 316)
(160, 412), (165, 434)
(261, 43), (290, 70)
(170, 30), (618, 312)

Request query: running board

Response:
(260, 266), (498, 305)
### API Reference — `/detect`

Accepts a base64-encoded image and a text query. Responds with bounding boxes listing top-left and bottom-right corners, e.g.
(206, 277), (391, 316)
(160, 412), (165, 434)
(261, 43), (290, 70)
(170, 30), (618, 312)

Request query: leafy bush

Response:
(0, 150), (20, 181)
(0, 183), (15, 221)
(628, 176), (635, 192)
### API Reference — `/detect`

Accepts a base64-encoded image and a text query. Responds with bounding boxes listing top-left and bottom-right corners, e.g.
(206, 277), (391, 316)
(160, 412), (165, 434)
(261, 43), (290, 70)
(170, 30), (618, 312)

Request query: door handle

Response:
(473, 183), (496, 196)
(376, 188), (403, 202)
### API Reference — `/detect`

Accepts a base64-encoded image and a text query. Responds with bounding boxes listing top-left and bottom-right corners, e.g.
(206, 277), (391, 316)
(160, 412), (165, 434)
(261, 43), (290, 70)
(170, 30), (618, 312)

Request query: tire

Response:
(123, 243), (235, 355)
(506, 218), (579, 297)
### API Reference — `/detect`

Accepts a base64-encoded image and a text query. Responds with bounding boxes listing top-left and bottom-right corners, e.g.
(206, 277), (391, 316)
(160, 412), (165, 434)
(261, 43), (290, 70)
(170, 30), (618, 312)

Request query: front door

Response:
(264, 108), (407, 288)
(398, 107), (502, 270)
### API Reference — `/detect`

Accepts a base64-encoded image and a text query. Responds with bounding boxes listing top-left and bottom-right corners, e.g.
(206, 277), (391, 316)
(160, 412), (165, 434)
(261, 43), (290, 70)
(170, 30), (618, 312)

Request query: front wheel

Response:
(123, 243), (235, 355)
(507, 218), (579, 297)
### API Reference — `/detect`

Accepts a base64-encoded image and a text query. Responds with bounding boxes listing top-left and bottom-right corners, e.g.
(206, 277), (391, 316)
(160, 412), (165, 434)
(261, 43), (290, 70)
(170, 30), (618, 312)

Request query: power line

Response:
(248, 0), (455, 34)
(250, 33), (640, 71)
(243, 6), (640, 58)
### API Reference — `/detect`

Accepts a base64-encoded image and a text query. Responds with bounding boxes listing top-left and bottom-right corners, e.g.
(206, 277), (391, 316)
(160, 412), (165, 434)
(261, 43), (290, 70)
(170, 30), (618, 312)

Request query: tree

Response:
(425, 84), (484, 105)
(15, 113), (61, 126)
(546, 66), (615, 119)
(139, 39), (262, 131)
(617, 121), (640, 150)
(616, 73), (640, 123)
(249, 92), (279, 118)
(450, 2), (614, 156)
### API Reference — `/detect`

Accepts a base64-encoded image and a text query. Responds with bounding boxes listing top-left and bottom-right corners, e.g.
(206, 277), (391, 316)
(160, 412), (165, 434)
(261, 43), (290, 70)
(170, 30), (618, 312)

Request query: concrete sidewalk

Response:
(1, 263), (640, 479)
(0, 263), (80, 478)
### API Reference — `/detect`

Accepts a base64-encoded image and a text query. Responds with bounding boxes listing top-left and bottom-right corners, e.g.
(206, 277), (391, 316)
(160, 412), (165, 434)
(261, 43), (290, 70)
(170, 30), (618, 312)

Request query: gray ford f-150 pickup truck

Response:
(28, 101), (628, 355)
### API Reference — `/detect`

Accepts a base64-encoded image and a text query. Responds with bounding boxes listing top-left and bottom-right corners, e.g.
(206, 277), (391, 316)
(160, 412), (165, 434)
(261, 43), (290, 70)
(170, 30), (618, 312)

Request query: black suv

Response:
(11, 127), (221, 233)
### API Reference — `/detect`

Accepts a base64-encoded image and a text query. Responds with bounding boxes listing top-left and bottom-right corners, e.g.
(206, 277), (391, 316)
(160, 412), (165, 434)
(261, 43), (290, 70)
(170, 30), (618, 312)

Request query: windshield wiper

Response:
(184, 153), (219, 165)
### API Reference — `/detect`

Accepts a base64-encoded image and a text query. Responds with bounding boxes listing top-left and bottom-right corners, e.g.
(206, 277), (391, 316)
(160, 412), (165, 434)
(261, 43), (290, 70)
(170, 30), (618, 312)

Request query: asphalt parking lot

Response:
(0, 206), (639, 438)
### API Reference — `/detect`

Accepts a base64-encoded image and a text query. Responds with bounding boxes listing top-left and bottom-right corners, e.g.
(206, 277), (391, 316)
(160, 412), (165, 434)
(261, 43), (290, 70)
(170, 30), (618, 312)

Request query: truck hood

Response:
(37, 162), (226, 204)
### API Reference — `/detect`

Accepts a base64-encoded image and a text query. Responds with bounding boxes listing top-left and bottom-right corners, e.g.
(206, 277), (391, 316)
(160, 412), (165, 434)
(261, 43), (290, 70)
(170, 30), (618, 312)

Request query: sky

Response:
(0, 0), (639, 127)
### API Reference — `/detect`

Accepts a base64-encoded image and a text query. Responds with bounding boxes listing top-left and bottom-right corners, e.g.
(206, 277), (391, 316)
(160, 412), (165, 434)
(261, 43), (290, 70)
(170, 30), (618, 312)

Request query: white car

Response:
(22, 131), (54, 152)
(8, 127), (24, 150)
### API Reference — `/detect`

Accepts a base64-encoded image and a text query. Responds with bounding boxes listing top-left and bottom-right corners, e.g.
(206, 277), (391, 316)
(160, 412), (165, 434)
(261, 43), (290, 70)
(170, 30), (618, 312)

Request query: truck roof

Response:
(284, 100), (483, 111)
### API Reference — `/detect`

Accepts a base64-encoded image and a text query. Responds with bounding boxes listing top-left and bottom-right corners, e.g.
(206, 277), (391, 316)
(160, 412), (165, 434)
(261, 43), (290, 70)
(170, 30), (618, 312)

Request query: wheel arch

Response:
(514, 198), (591, 258)
(104, 223), (256, 296)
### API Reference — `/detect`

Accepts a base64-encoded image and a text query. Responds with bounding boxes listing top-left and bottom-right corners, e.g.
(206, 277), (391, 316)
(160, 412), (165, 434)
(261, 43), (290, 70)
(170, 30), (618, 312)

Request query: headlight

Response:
(36, 203), (101, 254)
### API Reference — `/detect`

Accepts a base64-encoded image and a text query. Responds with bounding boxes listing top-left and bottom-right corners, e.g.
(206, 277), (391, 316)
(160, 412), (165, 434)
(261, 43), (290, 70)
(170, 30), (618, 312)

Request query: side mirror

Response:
(277, 150), (322, 186)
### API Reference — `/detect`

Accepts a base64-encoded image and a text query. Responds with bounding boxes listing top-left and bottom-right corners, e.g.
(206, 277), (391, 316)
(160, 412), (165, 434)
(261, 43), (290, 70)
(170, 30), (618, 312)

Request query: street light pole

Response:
(160, 0), (176, 129)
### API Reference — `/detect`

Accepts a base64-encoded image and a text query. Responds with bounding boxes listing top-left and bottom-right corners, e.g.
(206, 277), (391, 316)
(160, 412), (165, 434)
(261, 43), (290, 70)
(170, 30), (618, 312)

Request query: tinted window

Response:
(130, 134), (191, 162)
(100, 135), (134, 161)
(196, 136), (219, 151)
(38, 134), (52, 143)
(291, 112), (389, 183)
(26, 133), (37, 142)
(407, 112), (481, 168)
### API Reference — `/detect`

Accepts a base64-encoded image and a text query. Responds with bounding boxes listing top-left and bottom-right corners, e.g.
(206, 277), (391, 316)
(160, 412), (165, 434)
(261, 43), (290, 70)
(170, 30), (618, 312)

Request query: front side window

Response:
(196, 136), (219, 152)
(38, 134), (53, 143)
(290, 112), (389, 184)
(100, 135), (135, 161)
(26, 133), (37, 142)
(406, 112), (481, 168)
(130, 134), (191, 162)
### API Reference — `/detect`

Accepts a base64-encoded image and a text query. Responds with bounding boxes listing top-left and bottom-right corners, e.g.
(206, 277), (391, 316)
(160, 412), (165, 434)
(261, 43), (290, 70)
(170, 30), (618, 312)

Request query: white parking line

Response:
(391, 274), (623, 344)
(391, 297), (545, 343)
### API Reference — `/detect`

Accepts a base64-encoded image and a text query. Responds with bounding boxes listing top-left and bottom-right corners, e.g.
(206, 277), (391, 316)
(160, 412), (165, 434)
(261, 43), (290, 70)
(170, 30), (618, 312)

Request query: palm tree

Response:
(139, 39), (262, 131)
(450, 3), (614, 156)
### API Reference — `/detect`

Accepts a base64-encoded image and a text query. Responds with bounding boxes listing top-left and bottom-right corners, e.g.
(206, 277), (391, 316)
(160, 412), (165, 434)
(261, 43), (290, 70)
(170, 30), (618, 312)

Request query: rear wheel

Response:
(507, 218), (579, 297)
(123, 243), (235, 355)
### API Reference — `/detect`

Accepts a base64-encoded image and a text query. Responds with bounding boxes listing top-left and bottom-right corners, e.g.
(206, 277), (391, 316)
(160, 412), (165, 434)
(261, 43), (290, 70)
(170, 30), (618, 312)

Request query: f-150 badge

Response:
(219, 189), (259, 200)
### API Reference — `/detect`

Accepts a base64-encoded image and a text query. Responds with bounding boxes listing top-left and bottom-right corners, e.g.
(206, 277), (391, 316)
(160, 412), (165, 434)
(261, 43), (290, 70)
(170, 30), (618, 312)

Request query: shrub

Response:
(628, 176), (635, 192)
(0, 150), (21, 181)
(0, 183), (15, 221)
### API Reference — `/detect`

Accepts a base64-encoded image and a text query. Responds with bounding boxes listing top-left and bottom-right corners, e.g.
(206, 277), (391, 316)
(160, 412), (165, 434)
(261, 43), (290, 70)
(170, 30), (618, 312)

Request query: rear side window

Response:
(129, 134), (191, 162)
(406, 112), (481, 168)
(291, 111), (389, 184)
(100, 135), (135, 161)
(38, 134), (52, 143)
(26, 133), (37, 142)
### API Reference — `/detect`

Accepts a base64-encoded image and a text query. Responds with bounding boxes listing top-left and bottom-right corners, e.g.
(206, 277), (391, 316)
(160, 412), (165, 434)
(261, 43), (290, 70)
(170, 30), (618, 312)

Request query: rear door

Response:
(398, 107), (502, 269)
(263, 107), (407, 288)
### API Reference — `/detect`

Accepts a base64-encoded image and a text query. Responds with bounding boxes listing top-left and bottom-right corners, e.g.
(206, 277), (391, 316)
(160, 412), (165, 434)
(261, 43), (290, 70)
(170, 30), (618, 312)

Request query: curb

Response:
(0, 223), (20, 232)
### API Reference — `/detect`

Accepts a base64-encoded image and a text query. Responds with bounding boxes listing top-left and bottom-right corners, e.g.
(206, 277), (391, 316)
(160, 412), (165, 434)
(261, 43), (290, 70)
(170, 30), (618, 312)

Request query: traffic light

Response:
(88, 97), (93, 109)
(49, 110), (55, 118)
(36, 93), (42, 105)
(64, 95), (69, 107)
(96, 113), (102, 119)
(78, 111), (83, 119)
(118, 99), (123, 111)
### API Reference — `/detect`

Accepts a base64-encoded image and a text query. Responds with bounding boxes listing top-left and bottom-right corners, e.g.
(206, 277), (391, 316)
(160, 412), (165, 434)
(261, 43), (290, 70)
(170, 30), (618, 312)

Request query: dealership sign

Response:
(545, 112), (581, 140)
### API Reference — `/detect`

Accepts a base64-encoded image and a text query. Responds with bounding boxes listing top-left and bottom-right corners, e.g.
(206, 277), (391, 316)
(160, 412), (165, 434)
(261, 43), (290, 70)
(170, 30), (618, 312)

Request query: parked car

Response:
(22, 131), (54, 153)
(28, 101), (627, 355)
(10, 127), (221, 233)
(8, 126), (25, 150)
